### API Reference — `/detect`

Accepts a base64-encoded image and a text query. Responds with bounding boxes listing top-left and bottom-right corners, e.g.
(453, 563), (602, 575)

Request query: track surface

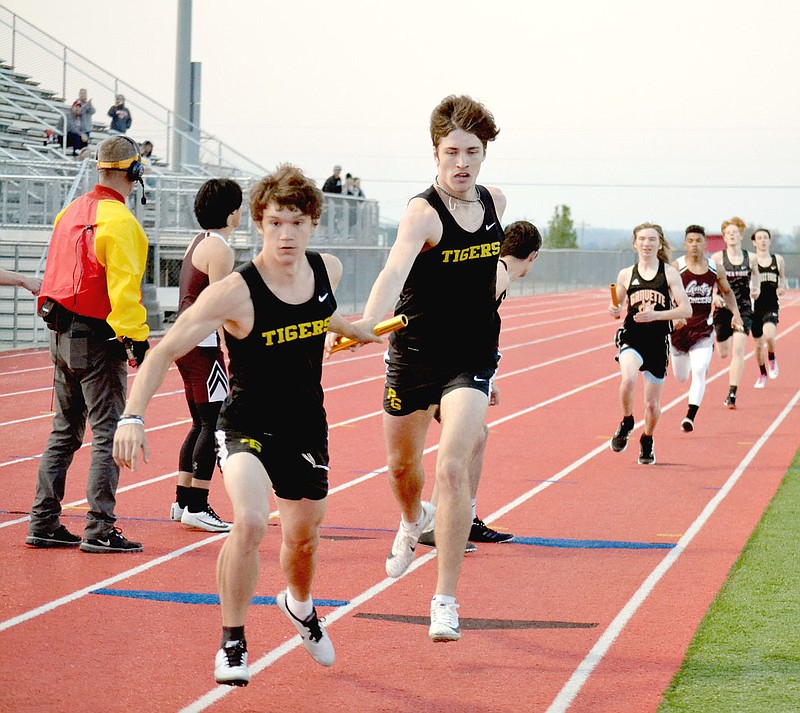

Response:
(1, 288), (798, 712)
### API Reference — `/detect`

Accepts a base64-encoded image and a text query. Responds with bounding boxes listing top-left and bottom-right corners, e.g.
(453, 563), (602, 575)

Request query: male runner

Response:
(114, 164), (367, 686)
(670, 225), (741, 431)
(750, 228), (785, 388)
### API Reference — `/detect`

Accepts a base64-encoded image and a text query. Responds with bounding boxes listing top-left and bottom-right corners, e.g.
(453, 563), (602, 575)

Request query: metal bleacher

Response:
(0, 4), (384, 350)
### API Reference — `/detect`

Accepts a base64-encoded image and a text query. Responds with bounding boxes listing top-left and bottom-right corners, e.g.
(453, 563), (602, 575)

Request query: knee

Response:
(387, 455), (417, 482)
(283, 530), (319, 558)
(231, 512), (269, 550)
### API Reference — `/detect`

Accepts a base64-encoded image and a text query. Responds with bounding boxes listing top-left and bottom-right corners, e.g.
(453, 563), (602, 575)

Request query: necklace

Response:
(434, 177), (482, 211)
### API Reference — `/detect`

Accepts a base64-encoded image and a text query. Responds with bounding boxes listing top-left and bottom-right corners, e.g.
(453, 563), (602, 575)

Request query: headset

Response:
(97, 135), (146, 204)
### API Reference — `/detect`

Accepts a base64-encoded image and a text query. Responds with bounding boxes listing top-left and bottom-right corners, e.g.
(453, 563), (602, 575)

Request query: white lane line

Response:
(546, 387), (800, 713)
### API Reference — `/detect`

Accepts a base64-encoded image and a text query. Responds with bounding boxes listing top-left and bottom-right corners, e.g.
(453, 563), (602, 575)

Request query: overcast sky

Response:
(3, 0), (799, 234)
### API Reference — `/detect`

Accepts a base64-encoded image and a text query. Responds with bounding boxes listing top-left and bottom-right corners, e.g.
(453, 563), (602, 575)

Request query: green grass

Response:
(659, 447), (800, 712)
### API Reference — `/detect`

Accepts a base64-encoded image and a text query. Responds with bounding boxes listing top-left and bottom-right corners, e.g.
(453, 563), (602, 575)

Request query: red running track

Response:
(1, 288), (799, 712)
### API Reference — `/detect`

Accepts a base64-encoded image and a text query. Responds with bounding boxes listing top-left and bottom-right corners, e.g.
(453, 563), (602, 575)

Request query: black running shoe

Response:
(417, 528), (477, 553)
(79, 527), (143, 553)
(214, 639), (250, 686)
(680, 417), (694, 432)
(610, 419), (633, 452)
(25, 524), (81, 548)
(724, 394), (737, 410)
(469, 517), (514, 543)
(638, 435), (656, 465)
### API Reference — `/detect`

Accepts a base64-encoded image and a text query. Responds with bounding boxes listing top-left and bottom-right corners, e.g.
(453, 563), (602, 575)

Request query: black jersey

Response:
(623, 261), (672, 339)
(721, 249), (753, 316)
(218, 252), (336, 448)
(390, 185), (503, 370)
(754, 254), (780, 313)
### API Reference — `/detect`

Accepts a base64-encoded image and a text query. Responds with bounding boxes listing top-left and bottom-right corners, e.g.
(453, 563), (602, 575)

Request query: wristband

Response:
(118, 414), (144, 427)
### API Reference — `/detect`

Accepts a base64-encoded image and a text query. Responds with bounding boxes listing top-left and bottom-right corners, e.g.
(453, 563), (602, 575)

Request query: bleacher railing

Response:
(0, 4), (266, 176)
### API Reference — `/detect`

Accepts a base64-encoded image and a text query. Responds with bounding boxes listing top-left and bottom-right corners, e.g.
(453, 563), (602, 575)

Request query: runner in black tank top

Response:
(113, 165), (370, 686)
(711, 217), (757, 408)
(330, 96), (506, 643)
(751, 228), (786, 385)
(609, 223), (691, 466)
(218, 252), (335, 451)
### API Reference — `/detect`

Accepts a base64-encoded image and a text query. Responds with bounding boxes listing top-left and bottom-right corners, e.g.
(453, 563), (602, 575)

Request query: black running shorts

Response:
(383, 346), (495, 416)
(713, 307), (753, 341)
(215, 430), (329, 501)
(615, 327), (669, 380)
(751, 310), (779, 339)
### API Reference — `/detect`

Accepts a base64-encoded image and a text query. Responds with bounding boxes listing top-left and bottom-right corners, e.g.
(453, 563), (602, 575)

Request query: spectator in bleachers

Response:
(139, 140), (156, 189)
(75, 89), (96, 141)
(66, 102), (88, 156)
(108, 94), (132, 134)
(322, 165), (342, 193)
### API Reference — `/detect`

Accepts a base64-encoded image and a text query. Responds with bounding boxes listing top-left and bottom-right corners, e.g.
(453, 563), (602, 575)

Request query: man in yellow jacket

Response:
(27, 135), (150, 553)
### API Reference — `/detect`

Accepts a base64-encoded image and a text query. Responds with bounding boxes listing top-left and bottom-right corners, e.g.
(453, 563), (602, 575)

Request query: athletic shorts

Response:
(615, 327), (669, 381)
(176, 346), (228, 405)
(383, 346), (495, 416)
(670, 333), (714, 357)
(713, 308), (753, 341)
(215, 429), (329, 501)
(751, 310), (779, 339)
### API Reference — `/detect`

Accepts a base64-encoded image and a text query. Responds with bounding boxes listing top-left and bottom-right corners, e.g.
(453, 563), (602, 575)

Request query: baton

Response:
(610, 283), (620, 319)
(330, 314), (409, 354)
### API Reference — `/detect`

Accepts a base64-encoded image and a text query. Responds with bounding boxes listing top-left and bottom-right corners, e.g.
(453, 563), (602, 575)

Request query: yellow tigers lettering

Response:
(440, 242), (501, 263)
(262, 318), (331, 347)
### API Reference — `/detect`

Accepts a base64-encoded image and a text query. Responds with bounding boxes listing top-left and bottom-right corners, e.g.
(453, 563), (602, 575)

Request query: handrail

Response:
(0, 4), (267, 177)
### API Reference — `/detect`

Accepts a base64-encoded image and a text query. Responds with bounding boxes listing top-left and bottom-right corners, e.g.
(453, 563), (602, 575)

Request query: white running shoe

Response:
(385, 501), (436, 578)
(768, 358), (779, 379)
(169, 502), (185, 521)
(181, 504), (232, 532)
(754, 374), (767, 389)
(276, 590), (335, 666)
(214, 639), (250, 687)
(429, 600), (461, 642)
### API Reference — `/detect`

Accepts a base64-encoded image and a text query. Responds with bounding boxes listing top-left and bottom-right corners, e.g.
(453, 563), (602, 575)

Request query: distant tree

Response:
(545, 204), (578, 248)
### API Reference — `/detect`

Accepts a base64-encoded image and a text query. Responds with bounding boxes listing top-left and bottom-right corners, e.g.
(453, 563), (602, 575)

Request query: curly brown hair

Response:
(249, 164), (323, 224)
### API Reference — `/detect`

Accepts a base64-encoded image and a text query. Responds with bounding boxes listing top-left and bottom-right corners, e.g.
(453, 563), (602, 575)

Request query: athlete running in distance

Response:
(670, 225), (742, 432)
(750, 228), (785, 388)
(609, 222), (691, 464)
(710, 216), (759, 409)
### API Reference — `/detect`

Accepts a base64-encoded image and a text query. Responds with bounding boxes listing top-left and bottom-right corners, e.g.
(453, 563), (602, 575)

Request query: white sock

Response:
(402, 504), (428, 533)
(432, 594), (456, 607)
(286, 590), (313, 621)
(471, 499), (477, 520)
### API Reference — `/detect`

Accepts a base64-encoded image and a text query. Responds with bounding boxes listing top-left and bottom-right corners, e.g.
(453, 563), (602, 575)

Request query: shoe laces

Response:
(204, 504), (225, 523)
(222, 639), (246, 666)
(300, 610), (324, 643)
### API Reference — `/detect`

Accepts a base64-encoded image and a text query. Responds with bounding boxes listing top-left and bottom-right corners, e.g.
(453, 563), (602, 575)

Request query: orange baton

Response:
(610, 283), (620, 319)
(330, 314), (409, 354)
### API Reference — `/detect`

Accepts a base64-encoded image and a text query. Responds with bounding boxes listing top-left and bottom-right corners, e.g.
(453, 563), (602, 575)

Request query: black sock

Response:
(768, 351), (775, 361)
(176, 485), (191, 508)
(640, 433), (653, 444)
(221, 626), (245, 647)
(759, 363), (768, 376)
(187, 487), (209, 512)
(687, 404), (699, 421)
(729, 385), (738, 396)
(622, 414), (634, 429)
